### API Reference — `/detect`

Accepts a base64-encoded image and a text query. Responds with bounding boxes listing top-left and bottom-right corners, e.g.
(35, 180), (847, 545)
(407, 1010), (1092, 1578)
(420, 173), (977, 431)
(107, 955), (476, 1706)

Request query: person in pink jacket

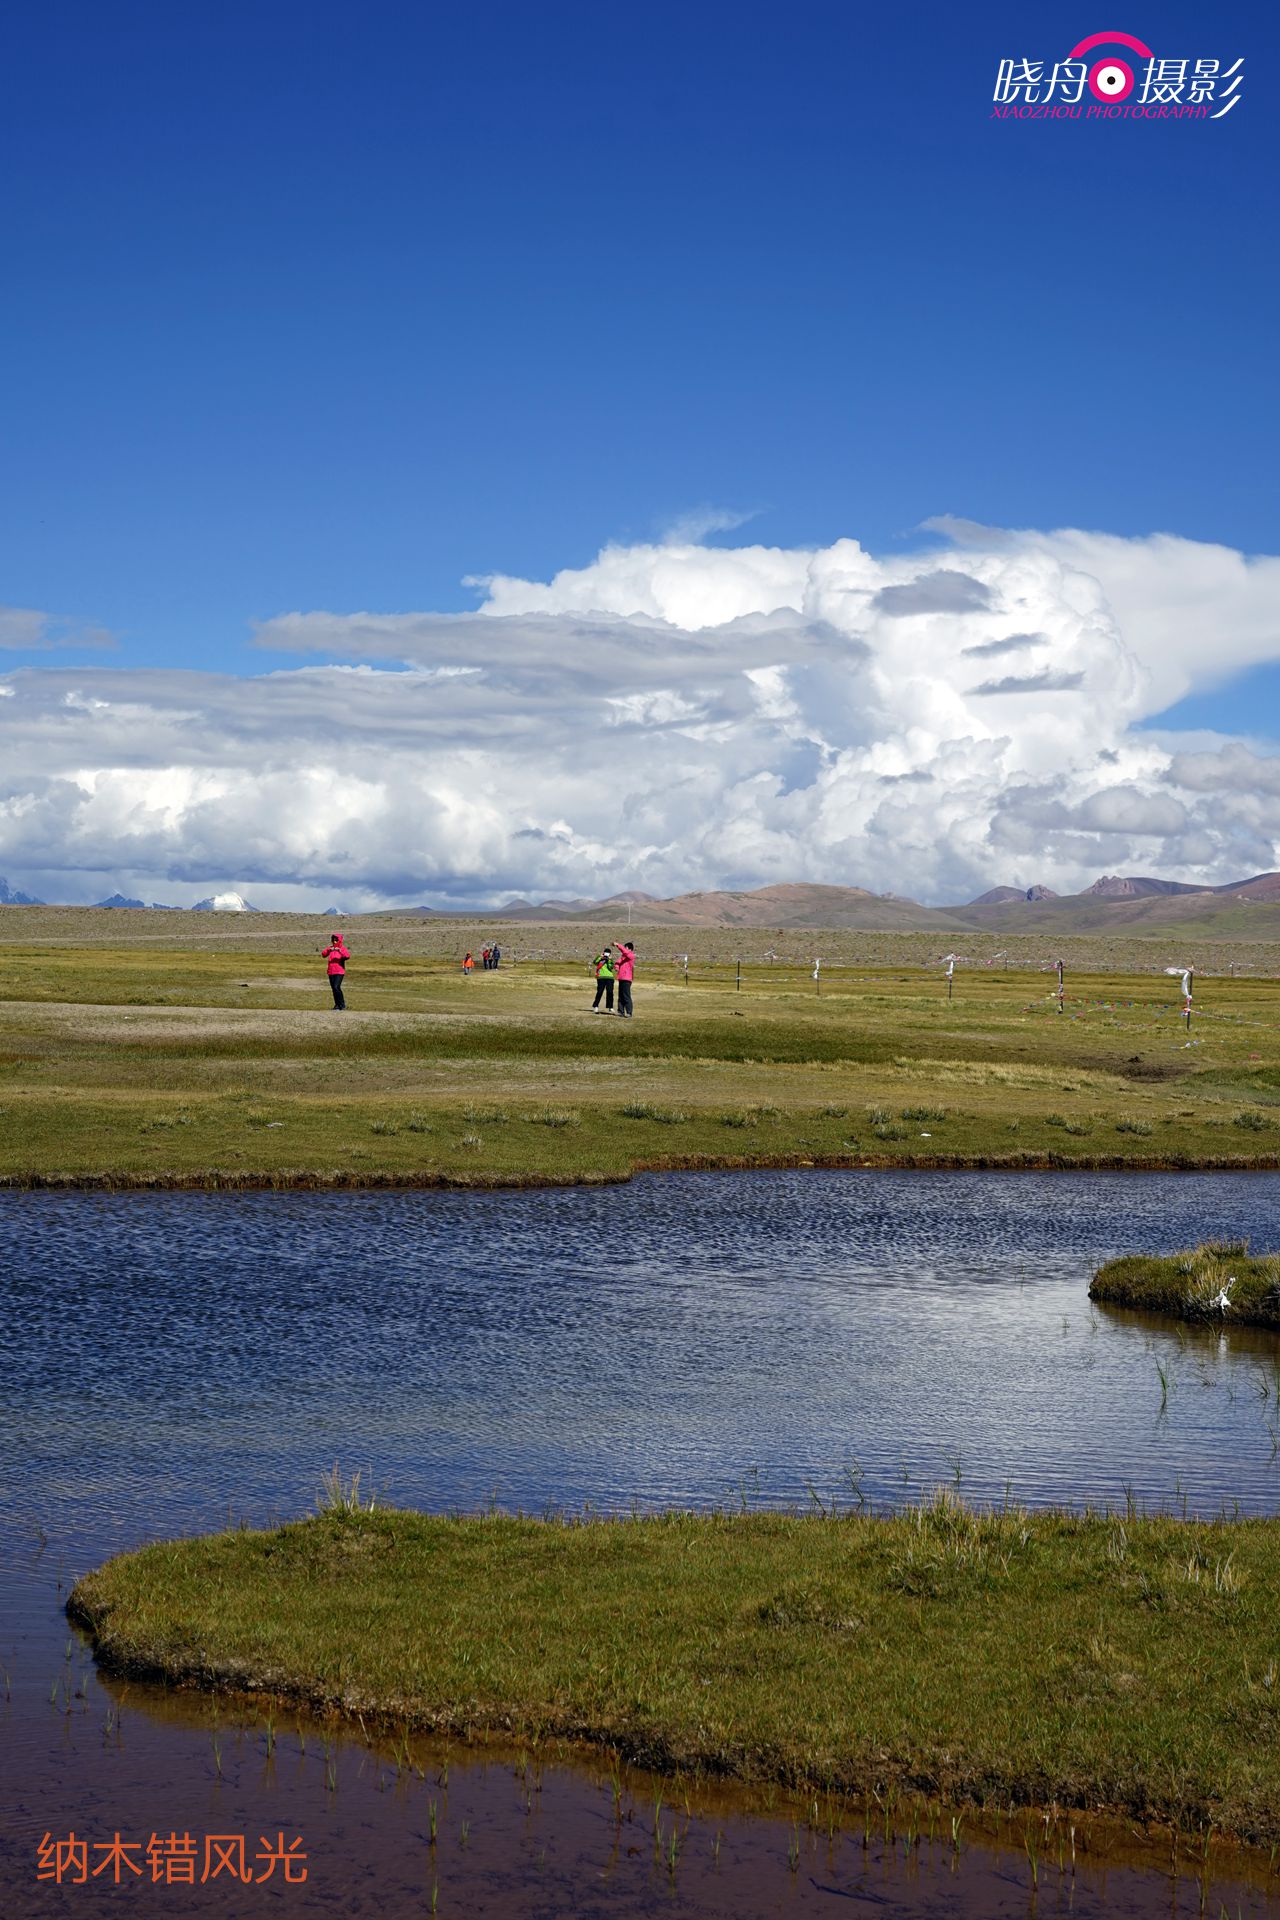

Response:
(613, 940), (635, 1018)
(321, 932), (350, 1010)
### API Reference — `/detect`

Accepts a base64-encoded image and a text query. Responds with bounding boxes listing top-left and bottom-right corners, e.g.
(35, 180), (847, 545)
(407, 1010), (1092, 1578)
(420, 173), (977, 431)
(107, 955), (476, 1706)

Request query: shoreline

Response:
(5, 1148), (1280, 1193)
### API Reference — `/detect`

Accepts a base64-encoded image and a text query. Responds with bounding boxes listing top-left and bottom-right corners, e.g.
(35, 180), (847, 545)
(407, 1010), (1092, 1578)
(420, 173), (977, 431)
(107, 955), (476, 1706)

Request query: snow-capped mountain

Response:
(191, 891), (259, 912)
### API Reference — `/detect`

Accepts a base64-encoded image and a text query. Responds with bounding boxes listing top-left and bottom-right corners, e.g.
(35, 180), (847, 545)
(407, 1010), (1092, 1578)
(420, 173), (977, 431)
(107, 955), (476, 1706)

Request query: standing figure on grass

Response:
(462, 951), (476, 978)
(614, 939), (635, 1018)
(591, 945), (615, 1013)
(321, 930), (350, 1010)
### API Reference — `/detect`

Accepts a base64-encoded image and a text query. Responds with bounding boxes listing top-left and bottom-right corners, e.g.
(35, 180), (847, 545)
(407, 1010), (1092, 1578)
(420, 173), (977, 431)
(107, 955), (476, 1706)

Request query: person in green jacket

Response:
(591, 945), (615, 1013)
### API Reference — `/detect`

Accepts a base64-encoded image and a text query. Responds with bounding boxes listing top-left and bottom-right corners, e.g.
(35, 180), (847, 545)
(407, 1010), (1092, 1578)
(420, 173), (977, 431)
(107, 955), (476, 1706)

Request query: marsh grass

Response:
(318, 1465), (377, 1513)
(69, 1494), (1280, 1847)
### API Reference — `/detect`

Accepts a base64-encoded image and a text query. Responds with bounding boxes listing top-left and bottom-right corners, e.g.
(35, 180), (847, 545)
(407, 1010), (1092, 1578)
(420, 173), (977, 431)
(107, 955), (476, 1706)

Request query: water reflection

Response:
(2, 1170), (1280, 1915)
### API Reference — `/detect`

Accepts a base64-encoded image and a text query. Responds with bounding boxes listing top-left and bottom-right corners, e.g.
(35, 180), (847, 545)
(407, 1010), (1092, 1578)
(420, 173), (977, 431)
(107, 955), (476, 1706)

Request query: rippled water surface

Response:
(3, 1170), (1280, 1916)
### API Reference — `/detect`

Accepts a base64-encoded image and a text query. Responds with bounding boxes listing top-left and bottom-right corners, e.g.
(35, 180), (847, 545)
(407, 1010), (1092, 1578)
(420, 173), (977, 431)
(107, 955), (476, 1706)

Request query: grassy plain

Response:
(71, 1499), (1280, 1845)
(1, 907), (1278, 1184)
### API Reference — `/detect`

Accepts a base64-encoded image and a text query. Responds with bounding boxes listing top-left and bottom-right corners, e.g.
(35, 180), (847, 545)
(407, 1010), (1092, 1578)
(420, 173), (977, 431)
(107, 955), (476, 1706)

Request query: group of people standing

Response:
(462, 943), (501, 976)
(591, 941), (635, 1017)
(323, 931), (637, 1016)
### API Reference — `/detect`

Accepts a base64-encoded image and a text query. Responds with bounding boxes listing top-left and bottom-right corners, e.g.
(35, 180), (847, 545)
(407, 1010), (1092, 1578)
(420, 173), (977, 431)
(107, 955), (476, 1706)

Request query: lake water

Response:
(3, 1170), (1280, 1916)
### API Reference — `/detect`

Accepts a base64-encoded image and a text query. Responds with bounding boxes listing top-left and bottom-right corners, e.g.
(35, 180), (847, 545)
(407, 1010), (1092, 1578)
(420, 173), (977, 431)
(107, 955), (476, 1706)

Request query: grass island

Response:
(70, 1496), (1280, 1848)
(1092, 1240), (1280, 1329)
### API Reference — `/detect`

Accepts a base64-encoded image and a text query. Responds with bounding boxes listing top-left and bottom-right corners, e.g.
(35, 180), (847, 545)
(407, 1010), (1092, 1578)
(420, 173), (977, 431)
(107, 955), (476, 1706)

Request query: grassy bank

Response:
(70, 1499), (1280, 1845)
(0, 923), (1278, 1185)
(1092, 1240), (1280, 1328)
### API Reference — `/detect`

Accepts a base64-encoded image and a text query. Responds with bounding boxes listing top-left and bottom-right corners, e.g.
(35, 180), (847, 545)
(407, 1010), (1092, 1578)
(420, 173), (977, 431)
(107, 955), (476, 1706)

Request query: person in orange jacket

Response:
(462, 951), (476, 978)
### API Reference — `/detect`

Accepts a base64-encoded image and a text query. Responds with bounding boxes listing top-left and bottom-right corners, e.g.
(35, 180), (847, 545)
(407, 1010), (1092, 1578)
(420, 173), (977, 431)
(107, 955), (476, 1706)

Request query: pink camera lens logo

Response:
(1068, 30), (1153, 104)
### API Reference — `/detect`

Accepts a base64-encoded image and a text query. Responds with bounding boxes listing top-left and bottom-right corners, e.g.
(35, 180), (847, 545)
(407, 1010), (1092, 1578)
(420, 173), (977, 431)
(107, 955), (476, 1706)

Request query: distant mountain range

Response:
(951, 871), (1280, 936)
(89, 891), (258, 910)
(4, 871), (1280, 934)
(398, 870), (1280, 934)
(400, 883), (946, 931)
(92, 892), (263, 910)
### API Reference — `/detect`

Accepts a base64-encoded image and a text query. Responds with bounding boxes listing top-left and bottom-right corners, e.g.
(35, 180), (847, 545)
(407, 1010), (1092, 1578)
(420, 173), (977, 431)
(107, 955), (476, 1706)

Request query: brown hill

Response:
(1216, 872), (1280, 902)
(1084, 874), (1206, 899)
(968, 884), (1059, 907)
(512, 882), (961, 931)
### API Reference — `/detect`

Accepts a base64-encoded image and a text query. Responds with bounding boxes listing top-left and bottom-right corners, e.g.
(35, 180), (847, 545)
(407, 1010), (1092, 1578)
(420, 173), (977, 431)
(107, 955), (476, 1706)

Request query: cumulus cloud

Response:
(2, 525), (1280, 907)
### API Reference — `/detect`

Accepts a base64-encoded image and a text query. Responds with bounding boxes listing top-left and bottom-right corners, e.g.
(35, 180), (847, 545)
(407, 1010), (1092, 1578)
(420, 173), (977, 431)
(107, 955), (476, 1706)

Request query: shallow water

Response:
(3, 1170), (1280, 1916)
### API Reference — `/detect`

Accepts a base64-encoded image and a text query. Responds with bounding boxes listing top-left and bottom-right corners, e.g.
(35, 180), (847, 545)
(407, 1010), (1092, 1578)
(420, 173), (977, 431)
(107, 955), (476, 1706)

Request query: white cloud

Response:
(658, 505), (761, 544)
(0, 606), (117, 652)
(2, 524), (1280, 907)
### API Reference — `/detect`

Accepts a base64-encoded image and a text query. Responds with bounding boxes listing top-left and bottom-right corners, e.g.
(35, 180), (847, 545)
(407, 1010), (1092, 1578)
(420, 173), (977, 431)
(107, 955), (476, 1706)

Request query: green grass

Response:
(0, 919), (1278, 1185)
(70, 1498), (1280, 1845)
(1091, 1241), (1280, 1329)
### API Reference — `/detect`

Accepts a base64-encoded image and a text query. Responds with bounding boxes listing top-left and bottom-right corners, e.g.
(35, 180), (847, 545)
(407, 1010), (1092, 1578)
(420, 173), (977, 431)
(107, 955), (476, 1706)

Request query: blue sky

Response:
(1, 2), (1278, 905)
